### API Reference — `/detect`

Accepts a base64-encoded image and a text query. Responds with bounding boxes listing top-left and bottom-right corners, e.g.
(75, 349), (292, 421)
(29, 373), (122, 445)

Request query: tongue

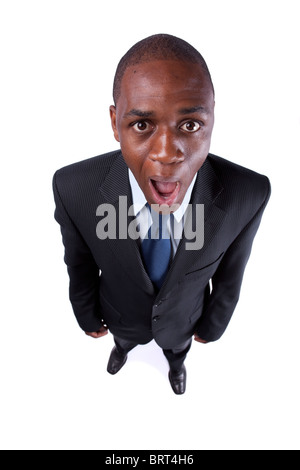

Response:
(153, 181), (177, 195)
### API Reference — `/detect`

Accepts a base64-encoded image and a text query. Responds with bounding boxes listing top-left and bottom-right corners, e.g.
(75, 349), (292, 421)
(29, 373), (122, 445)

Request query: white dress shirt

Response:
(128, 170), (197, 258)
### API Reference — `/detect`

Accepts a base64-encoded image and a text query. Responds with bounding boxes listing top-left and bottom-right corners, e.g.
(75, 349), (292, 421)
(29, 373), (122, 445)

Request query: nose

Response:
(148, 129), (184, 164)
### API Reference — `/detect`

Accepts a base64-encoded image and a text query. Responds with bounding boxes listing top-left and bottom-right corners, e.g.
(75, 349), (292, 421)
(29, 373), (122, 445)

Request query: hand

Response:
(194, 334), (208, 344)
(85, 325), (108, 339)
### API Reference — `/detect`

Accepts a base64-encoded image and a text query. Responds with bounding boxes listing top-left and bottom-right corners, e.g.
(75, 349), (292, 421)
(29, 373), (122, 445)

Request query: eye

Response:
(180, 121), (201, 133)
(132, 121), (152, 133)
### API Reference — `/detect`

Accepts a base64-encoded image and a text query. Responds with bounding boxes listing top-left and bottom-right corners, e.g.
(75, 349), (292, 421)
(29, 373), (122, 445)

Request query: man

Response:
(53, 34), (271, 394)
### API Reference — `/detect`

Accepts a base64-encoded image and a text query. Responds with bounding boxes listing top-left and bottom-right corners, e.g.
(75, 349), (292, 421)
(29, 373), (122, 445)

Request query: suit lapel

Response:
(99, 153), (155, 295)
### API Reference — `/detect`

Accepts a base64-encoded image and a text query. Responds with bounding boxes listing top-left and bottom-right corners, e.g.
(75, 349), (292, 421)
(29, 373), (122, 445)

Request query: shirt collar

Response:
(128, 170), (197, 222)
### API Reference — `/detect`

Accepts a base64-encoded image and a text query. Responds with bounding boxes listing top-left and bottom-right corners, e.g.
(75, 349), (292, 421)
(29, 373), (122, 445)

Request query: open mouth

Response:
(149, 179), (181, 206)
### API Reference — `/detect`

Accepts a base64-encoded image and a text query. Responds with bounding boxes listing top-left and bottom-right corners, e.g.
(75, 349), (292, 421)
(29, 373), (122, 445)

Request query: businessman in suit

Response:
(53, 34), (271, 394)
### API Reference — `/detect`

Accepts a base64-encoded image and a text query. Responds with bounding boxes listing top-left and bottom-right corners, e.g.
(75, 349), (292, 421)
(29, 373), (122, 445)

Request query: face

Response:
(110, 59), (215, 210)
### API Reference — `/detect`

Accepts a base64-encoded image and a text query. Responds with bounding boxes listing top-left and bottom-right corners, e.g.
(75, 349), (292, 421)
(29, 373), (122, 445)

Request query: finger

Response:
(94, 327), (109, 338)
(85, 328), (108, 338)
(85, 332), (99, 338)
(194, 335), (207, 344)
(98, 329), (108, 337)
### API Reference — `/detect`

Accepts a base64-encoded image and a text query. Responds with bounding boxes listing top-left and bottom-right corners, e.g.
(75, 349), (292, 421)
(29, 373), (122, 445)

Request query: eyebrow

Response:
(123, 109), (155, 119)
(178, 106), (208, 115)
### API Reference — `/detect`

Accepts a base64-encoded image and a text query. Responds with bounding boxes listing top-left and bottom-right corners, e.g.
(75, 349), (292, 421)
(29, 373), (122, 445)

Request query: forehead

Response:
(118, 60), (214, 110)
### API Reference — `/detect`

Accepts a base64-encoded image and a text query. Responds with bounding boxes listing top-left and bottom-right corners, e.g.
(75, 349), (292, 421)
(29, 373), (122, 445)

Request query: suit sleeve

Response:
(196, 177), (271, 342)
(53, 171), (103, 333)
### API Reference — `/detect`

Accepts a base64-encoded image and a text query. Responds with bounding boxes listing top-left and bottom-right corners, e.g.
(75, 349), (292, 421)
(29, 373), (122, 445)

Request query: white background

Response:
(0, 0), (299, 450)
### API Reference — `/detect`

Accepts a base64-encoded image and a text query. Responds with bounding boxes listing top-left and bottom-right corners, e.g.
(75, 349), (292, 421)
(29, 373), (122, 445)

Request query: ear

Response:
(109, 105), (120, 143)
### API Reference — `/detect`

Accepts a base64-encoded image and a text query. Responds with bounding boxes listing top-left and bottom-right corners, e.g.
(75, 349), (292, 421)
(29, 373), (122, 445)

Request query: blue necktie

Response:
(141, 205), (172, 290)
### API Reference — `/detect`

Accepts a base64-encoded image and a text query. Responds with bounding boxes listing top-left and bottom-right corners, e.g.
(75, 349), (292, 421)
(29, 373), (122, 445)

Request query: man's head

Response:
(113, 34), (214, 105)
(110, 34), (215, 209)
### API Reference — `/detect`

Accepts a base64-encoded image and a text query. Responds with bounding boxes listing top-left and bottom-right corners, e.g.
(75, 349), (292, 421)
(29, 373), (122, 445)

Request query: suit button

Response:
(153, 316), (160, 322)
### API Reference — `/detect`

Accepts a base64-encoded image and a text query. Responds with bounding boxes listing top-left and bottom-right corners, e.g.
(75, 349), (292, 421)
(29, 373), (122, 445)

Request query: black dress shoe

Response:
(168, 365), (187, 395)
(107, 346), (128, 375)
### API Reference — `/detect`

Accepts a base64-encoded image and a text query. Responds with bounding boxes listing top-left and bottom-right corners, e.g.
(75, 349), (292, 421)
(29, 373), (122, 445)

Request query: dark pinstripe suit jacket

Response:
(53, 150), (270, 348)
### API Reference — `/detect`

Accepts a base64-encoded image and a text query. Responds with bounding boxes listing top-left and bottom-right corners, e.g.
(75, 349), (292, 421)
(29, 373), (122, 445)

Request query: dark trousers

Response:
(114, 336), (192, 372)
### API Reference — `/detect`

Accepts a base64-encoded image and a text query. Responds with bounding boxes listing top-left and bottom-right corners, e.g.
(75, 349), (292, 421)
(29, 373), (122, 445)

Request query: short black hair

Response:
(113, 34), (214, 104)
